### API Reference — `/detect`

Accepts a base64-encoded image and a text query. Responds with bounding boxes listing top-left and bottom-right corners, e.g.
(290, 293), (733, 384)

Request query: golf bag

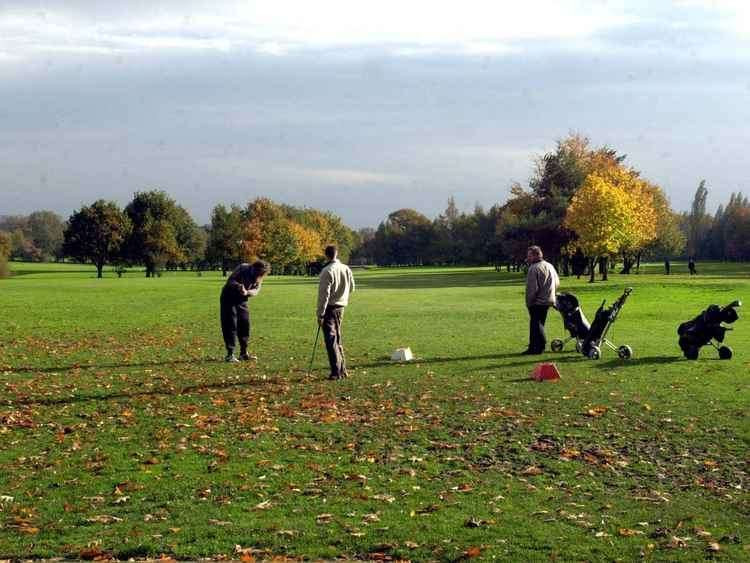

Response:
(677, 300), (741, 360)
(551, 292), (591, 353)
(581, 288), (633, 360)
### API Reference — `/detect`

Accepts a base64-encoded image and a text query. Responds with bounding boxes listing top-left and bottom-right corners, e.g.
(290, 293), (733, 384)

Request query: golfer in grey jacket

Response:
(523, 245), (559, 355)
(317, 245), (355, 380)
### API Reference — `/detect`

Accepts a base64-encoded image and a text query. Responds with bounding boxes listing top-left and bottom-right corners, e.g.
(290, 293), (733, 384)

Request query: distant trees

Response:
(124, 190), (197, 277)
(0, 211), (65, 261)
(693, 189), (750, 261)
(49, 191), (358, 278)
(237, 198), (353, 274)
(8, 135), (750, 279)
(206, 205), (244, 276)
(63, 200), (131, 278)
(687, 181), (710, 258)
(352, 133), (691, 279)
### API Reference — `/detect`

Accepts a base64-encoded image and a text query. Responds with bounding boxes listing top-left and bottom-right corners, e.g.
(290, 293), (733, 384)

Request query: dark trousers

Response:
(322, 305), (346, 377)
(527, 304), (550, 353)
(220, 298), (250, 353)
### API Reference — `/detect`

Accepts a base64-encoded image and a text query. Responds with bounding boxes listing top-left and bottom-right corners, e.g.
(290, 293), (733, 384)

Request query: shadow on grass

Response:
(8, 357), (223, 374)
(8, 374), (282, 407)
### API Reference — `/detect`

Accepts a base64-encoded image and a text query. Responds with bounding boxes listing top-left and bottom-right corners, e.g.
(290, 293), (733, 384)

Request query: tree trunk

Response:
(621, 255), (633, 274)
(96, 261), (103, 279)
(635, 252), (642, 274)
(588, 257), (596, 283)
(601, 256), (609, 281)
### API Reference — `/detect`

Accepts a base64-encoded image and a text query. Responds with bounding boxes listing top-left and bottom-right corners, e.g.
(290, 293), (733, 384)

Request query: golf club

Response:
(307, 323), (321, 374)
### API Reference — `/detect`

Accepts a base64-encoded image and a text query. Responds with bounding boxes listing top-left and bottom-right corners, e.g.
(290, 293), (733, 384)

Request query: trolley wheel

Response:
(718, 346), (733, 360)
(588, 346), (601, 360)
(618, 345), (633, 360)
(575, 340), (582, 354)
(684, 346), (699, 360)
(551, 339), (564, 353)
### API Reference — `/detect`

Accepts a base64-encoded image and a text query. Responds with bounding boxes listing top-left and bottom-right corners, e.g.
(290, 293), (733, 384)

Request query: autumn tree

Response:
(617, 175), (658, 274)
(241, 197), (284, 262)
(9, 229), (41, 261)
(564, 167), (656, 282)
(293, 208), (354, 262)
(63, 200), (132, 278)
(288, 221), (323, 271)
(27, 211), (65, 261)
(525, 133), (626, 264)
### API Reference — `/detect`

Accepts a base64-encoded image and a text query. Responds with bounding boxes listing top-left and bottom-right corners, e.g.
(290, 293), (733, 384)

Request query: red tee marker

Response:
(530, 362), (560, 382)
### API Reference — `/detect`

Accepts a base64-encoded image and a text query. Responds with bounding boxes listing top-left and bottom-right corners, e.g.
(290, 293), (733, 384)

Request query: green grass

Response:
(0, 261), (748, 561)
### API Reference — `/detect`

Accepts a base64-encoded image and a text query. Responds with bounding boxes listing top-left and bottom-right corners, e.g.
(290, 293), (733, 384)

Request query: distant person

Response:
(220, 260), (270, 362)
(317, 245), (356, 380)
(664, 258), (671, 275)
(572, 248), (586, 279)
(523, 245), (560, 355)
(688, 257), (697, 275)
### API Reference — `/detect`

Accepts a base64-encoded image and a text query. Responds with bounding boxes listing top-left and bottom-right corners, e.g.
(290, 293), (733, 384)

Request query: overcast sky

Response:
(1, 1), (749, 227)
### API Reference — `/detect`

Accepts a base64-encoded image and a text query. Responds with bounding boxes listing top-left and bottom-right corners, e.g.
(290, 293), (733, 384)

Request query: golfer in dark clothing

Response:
(220, 260), (270, 362)
(688, 257), (697, 275)
(523, 246), (560, 355)
(317, 245), (355, 380)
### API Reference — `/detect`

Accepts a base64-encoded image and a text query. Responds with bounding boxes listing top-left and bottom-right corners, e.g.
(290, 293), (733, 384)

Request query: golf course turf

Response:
(0, 261), (747, 560)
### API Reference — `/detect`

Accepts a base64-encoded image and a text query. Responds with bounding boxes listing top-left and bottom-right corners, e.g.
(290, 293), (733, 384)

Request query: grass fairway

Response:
(0, 261), (748, 561)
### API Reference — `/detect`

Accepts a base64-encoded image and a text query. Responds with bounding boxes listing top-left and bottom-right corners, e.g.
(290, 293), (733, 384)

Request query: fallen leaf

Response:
(405, 541), (419, 549)
(464, 546), (482, 558)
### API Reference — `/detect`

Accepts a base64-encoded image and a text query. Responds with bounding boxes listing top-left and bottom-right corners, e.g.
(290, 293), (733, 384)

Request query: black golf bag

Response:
(677, 300), (741, 359)
(551, 293), (591, 353)
(581, 288), (633, 360)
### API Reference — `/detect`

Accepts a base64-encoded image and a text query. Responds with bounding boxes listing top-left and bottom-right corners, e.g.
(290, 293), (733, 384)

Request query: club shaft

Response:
(308, 324), (321, 372)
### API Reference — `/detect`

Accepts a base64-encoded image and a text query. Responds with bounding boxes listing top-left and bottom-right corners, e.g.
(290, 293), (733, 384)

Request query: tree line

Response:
(0, 192), (355, 278)
(3, 134), (749, 280)
(351, 134), (745, 281)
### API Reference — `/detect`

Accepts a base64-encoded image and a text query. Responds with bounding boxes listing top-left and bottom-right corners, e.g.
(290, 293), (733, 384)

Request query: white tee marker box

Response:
(391, 347), (414, 362)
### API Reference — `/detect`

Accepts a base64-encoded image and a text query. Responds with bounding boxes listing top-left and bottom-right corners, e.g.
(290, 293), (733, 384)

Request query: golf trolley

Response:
(580, 287), (634, 360)
(551, 292), (591, 354)
(678, 299), (741, 360)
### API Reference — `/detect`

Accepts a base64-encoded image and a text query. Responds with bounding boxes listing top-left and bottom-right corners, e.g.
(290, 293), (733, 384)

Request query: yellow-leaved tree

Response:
(564, 166), (656, 282)
(288, 221), (323, 269)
